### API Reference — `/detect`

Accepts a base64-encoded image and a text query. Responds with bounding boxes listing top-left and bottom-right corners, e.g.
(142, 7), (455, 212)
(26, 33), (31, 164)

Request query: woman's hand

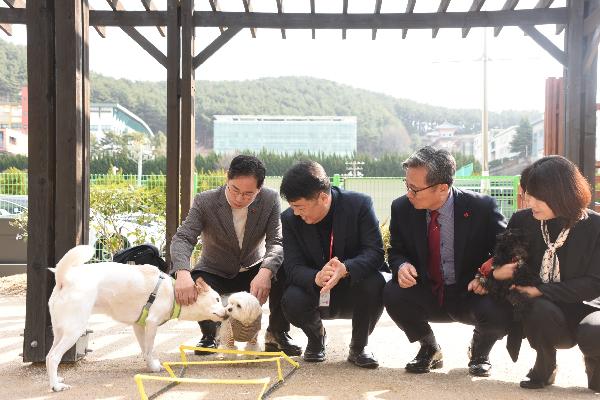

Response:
(511, 285), (542, 298)
(492, 262), (519, 281)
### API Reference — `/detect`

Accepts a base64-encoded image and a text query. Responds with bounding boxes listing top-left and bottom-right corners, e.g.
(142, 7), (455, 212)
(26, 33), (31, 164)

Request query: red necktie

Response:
(428, 210), (443, 305)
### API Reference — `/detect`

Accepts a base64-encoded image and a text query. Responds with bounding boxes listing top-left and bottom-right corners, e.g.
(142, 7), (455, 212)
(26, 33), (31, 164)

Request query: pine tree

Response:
(510, 118), (533, 157)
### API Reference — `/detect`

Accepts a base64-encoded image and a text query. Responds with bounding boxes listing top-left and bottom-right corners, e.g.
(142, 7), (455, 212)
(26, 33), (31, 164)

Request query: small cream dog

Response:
(46, 245), (227, 392)
(217, 291), (263, 359)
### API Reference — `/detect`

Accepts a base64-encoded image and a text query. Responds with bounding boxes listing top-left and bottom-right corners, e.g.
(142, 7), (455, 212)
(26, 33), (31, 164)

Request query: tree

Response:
(510, 118), (533, 157)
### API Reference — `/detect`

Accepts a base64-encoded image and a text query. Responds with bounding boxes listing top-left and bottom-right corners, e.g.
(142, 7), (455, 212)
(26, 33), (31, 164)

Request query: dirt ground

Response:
(0, 275), (598, 400)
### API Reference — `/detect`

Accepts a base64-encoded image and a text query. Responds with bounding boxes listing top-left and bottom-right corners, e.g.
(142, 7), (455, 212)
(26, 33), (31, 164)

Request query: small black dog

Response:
(486, 229), (541, 319)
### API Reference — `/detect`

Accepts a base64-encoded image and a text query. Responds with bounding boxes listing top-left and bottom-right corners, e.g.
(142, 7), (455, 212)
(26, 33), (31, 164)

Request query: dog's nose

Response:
(227, 307), (232, 312)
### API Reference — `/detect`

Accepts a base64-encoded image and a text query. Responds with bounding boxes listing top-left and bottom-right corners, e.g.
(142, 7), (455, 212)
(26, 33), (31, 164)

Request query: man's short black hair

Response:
(227, 155), (266, 188)
(280, 160), (331, 202)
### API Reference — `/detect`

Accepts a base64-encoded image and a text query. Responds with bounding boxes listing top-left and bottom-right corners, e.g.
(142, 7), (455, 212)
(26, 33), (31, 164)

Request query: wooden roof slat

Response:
(276, 0), (286, 39)
(0, 23), (12, 36)
(432, 0), (451, 38)
(310, 0), (315, 39)
(462, 0), (486, 38)
(520, 24), (565, 66)
(141, 0), (166, 37)
(208, 0), (225, 33)
(342, 0), (348, 39)
(3, 0), (25, 7)
(242, 0), (256, 38)
(372, 0), (382, 40)
(494, 0), (519, 37)
(402, 0), (416, 39)
(535, 0), (554, 7)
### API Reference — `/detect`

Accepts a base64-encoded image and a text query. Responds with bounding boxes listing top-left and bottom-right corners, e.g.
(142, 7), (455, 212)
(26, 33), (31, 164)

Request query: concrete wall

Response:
(0, 216), (26, 277)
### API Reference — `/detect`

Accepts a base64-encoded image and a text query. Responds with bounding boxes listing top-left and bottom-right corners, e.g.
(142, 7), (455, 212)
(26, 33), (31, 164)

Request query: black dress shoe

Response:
(194, 335), (217, 356)
(405, 345), (443, 373)
(468, 356), (492, 377)
(264, 330), (303, 356)
(303, 331), (326, 362)
(348, 347), (379, 369)
(520, 367), (557, 389)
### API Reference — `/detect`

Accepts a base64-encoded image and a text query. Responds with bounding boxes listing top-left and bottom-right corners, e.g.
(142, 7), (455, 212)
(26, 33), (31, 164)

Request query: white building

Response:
(90, 103), (153, 139)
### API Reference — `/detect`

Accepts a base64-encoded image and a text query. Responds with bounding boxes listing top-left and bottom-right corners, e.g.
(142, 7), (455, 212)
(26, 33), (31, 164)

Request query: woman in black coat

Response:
(490, 155), (600, 392)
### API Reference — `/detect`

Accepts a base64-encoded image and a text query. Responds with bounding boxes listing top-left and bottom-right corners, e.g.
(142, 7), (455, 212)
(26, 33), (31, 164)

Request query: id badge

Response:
(319, 291), (330, 307)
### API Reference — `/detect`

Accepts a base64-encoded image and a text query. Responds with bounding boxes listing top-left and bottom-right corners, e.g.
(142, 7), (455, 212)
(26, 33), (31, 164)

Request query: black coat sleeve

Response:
(281, 213), (319, 291)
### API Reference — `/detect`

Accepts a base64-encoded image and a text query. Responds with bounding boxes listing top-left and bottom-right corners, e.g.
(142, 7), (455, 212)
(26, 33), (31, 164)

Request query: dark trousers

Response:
(383, 280), (512, 355)
(281, 272), (385, 350)
(522, 298), (600, 382)
(191, 266), (290, 336)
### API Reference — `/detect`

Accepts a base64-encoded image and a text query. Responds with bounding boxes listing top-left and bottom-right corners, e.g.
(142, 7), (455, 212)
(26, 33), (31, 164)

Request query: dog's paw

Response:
(146, 359), (162, 373)
(52, 382), (71, 392)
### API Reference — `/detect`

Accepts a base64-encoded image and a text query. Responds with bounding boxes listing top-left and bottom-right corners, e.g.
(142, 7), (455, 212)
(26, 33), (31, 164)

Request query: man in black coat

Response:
(280, 160), (388, 368)
(383, 146), (511, 377)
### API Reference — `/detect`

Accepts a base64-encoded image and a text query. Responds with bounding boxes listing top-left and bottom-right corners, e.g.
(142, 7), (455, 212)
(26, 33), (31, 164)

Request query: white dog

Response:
(46, 245), (227, 392)
(216, 292), (263, 359)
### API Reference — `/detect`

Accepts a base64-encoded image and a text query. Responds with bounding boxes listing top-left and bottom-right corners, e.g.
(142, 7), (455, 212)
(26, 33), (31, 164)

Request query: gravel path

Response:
(0, 292), (597, 400)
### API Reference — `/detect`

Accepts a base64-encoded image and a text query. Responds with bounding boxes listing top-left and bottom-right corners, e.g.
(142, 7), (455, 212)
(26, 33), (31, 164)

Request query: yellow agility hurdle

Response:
(134, 344), (300, 399)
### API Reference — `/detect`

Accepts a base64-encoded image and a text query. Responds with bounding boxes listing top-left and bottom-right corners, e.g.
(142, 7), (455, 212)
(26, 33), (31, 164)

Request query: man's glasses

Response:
(405, 182), (439, 196)
(227, 184), (258, 200)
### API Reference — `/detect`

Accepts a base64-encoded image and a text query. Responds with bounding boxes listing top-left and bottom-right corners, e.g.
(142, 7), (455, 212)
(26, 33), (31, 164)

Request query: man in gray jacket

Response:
(170, 155), (301, 356)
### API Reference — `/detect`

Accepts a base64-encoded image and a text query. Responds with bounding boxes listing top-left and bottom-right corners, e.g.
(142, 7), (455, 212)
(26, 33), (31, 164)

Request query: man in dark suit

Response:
(170, 155), (300, 356)
(280, 161), (388, 368)
(383, 146), (511, 377)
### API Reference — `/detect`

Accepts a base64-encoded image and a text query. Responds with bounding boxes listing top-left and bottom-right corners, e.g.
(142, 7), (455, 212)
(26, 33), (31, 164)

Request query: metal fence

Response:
(0, 173), (521, 221)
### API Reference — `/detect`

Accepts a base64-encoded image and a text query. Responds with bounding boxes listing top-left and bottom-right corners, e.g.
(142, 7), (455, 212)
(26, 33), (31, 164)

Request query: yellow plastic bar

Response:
(163, 357), (283, 378)
(134, 374), (270, 400)
(179, 344), (300, 368)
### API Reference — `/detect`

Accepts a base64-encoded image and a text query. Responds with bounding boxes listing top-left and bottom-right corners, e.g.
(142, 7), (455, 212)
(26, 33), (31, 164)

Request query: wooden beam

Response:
(181, 0), (195, 222)
(90, 5), (107, 38)
(121, 26), (168, 67)
(584, 5), (600, 36)
(342, 0), (347, 39)
(165, 0), (181, 266)
(276, 0), (285, 39)
(0, 23), (12, 35)
(193, 26), (241, 68)
(556, 24), (565, 35)
(0, 6), (26, 24)
(191, 8), (568, 29)
(494, 0), (519, 37)
(310, 0), (315, 39)
(90, 10), (166, 26)
(141, 0), (166, 37)
(520, 25), (566, 66)
(372, 0), (382, 40)
(242, 0), (256, 38)
(209, 0), (225, 33)
(462, 0), (486, 38)
(106, 0), (166, 68)
(402, 0), (415, 39)
(433, 0), (451, 38)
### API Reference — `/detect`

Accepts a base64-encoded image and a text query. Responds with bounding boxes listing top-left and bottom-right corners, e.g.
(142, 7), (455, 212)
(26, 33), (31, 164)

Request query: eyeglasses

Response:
(405, 182), (439, 196)
(227, 184), (258, 200)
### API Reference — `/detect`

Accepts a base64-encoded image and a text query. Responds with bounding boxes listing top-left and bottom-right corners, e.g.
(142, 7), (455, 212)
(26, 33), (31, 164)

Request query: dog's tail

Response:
(54, 245), (95, 288)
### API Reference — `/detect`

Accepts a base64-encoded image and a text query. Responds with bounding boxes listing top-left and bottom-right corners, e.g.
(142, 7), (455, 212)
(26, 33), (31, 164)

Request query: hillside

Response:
(0, 38), (540, 156)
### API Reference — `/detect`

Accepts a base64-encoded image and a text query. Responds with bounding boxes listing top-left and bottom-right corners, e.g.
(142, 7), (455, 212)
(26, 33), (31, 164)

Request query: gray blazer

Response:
(170, 185), (283, 279)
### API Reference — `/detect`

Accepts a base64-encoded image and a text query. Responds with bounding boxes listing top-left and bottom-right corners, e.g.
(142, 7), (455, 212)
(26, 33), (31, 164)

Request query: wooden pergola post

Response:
(565, 0), (598, 199)
(23, 0), (89, 363)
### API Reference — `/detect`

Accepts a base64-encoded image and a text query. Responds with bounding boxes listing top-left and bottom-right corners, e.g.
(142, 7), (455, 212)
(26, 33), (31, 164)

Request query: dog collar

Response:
(136, 273), (166, 326)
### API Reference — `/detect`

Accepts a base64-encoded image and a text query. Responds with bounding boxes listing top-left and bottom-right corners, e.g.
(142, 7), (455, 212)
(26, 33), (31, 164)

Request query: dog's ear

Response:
(195, 278), (210, 293)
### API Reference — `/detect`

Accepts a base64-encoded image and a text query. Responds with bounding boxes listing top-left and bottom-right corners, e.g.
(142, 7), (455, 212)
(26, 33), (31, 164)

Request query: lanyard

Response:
(329, 229), (334, 260)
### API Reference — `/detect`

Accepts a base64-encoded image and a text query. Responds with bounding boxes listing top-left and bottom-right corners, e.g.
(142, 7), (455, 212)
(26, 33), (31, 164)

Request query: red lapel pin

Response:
(463, 211), (470, 218)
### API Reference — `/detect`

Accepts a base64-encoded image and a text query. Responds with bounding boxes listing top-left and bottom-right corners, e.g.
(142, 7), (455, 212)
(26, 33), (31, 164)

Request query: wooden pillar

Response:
(181, 0), (196, 221)
(565, 0), (598, 201)
(24, 0), (89, 362)
(166, 0), (181, 264)
(24, 0), (57, 363)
